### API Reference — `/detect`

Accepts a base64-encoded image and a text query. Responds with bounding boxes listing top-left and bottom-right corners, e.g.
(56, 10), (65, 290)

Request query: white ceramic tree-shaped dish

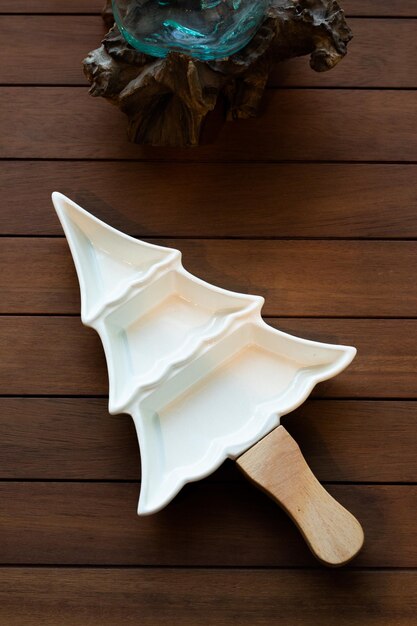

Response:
(52, 192), (364, 566)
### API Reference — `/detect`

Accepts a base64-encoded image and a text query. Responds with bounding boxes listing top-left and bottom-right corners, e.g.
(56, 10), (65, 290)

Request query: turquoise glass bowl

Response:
(112, 0), (268, 61)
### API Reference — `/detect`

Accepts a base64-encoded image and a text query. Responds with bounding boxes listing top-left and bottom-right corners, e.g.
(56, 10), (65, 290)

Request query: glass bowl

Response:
(112, 0), (269, 61)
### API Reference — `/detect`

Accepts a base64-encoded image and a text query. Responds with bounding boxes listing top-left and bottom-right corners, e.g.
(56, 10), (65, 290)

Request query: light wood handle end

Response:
(236, 426), (364, 567)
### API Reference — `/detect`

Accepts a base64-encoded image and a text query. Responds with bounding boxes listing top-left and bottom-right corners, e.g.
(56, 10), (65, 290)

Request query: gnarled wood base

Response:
(83, 0), (352, 147)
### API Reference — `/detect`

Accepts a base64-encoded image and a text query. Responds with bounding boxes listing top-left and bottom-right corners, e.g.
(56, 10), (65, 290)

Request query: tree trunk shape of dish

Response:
(52, 192), (363, 565)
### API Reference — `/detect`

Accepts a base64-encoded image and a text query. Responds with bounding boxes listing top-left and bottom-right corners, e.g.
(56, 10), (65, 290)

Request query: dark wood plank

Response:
(1, 88), (416, 160)
(0, 398), (415, 481)
(0, 569), (415, 626)
(1, 317), (416, 398)
(2, 162), (417, 238)
(0, 482), (414, 566)
(2, 239), (417, 316)
(0, 0), (102, 12)
(2, 17), (416, 88)
(0, 317), (107, 396)
(342, 0), (417, 16)
(284, 400), (417, 482)
(277, 318), (417, 399)
(271, 19), (417, 88)
(1, 0), (416, 17)
(0, 398), (139, 480)
(0, 16), (106, 84)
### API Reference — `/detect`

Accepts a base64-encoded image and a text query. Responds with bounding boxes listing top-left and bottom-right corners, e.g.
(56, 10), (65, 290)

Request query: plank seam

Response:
(2, 85), (417, 90)
(0, 479), (414, 485)
(2, 314), (417, 320)
(3, 235), (417, 241)
(0, 12), (416, 19)
(1, 394), (416, 401)
(0, 564), (413, 571)
(2, 158), (417, 165)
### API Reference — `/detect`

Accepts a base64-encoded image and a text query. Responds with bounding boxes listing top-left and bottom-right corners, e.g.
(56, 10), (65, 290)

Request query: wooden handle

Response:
(236, 425), (364, 566)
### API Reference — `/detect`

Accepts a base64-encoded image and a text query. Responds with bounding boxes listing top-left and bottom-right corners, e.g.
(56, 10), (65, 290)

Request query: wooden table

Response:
(0, 1), (416, 624)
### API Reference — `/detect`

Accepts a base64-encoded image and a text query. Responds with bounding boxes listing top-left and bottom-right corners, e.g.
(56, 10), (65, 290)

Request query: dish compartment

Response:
(136, 321), (350, 513)
(101, 269), (258, 408)
(53, 193), (178, 322)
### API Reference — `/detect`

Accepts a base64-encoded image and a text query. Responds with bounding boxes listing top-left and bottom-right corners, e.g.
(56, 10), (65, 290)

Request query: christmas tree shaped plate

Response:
(52, 192), (364, 566)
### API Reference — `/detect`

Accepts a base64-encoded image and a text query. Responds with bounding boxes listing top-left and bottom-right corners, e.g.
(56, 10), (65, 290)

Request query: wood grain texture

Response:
(0, 482), (414, 566)
(277, 318), (417, 399)
(271, 19), (417, 88)
(0, 569), (414, 626)
(2, 162), (417, 238)
(1, 88), (416, 160)
(1, 317), (416, 398)
(1, 0), (416, 17)
(237, 426), (364, 566)
(2, 238), (417, 316)
(342, 0), (417, 16)
(2, 17), (414, 88)
(282, 400), (417, 482)
(0, 16), (107, 84)
(1, 398), (414, 481)
(0, 0), (102, 11)
(0, 398), (139, 479)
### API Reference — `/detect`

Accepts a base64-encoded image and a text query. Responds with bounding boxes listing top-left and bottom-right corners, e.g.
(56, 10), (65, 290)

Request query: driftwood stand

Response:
(83, 0), (352, 147)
